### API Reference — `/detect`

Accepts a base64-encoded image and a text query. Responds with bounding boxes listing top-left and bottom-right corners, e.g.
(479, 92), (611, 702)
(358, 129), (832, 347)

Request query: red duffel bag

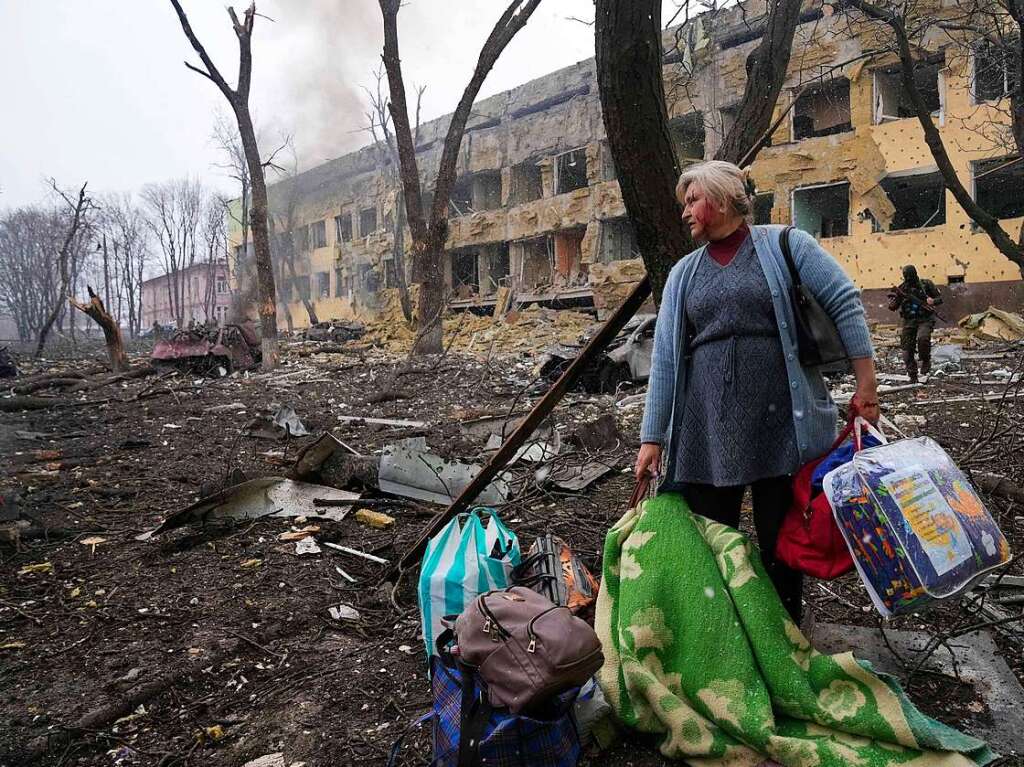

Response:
(775, 419), (863, 580)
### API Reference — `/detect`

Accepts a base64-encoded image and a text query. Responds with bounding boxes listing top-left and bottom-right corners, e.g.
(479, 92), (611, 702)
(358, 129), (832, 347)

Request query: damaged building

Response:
(229, 0), (1024, 326)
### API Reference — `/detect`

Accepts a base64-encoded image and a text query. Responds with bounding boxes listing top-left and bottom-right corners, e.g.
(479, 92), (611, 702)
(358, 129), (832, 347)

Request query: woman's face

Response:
(681, 182), (721, 242)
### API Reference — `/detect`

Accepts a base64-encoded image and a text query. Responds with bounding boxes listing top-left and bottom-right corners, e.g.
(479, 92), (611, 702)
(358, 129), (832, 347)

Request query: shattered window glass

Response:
(792, 182), (850, 238)
(792, 79), (852, 140)
(974, 157), (1024, 219)
(973, 38), (1021, 102)
(555, 148), (588, 194)
(881, 173), (946, 230)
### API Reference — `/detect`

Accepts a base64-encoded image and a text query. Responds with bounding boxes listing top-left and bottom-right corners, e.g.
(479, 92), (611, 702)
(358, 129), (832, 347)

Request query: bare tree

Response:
(0, 206), (67, 341)
(98, 193), (150, 337)
(841, 0), (1024, 273)
(378, 0), (544, 354)
(212, 111), (256, 321)
(595, 0), (803, 302)
(142, 178), (204, 327)
(363, 65), (423, 323)
(168, 0), (279, 369)
(200, 193), (230, 323)
(70, 286), (128, 372)
(35, 182), (93, 356)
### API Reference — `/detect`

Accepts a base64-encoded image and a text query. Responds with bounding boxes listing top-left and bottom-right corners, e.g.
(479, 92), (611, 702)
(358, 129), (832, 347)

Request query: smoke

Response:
(262, 0), (383, 171)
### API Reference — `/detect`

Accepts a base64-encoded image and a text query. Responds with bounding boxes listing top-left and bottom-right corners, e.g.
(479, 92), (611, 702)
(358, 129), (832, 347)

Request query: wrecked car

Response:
(304, 319), (366, 343)
(537, 313), (656, 393)
(152, 323), (261, 374)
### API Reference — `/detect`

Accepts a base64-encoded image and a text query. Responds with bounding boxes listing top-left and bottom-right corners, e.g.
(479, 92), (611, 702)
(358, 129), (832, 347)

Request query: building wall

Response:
(228, 1), (1022, 330)
(141, 262), (233, 328)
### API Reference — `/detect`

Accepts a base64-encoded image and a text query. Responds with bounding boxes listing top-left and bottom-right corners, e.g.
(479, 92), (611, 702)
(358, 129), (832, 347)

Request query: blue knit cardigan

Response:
(640, 224), (874, 468)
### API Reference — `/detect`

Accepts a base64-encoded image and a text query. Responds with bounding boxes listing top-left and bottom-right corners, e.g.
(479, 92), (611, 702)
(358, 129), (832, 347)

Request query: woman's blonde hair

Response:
(676, 160), (754, 222)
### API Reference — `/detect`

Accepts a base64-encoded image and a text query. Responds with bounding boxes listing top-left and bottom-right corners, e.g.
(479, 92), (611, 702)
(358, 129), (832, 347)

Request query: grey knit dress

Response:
(672, 236), (800, 486)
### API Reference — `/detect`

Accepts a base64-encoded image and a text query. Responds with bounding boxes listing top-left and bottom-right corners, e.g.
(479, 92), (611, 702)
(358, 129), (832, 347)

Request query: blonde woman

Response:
(634, 160), (879, 623)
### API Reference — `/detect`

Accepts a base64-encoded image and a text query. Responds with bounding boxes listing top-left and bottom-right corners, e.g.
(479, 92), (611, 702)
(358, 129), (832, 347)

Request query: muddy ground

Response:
(1, 329), (1022, 767)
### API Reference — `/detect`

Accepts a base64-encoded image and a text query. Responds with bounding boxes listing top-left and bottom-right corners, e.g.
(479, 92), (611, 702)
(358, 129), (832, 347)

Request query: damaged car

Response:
(537, 313), (656, 393)
(152, 323), (261, 374)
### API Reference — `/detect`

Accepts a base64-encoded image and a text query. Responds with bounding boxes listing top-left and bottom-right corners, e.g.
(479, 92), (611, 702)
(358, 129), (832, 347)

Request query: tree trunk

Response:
(236, 106), (280, 369)
(595, 0), (692, 303)
(70, 287), (128, 372)
(392, 187), (413, 323)
(412, 238), (445, 354)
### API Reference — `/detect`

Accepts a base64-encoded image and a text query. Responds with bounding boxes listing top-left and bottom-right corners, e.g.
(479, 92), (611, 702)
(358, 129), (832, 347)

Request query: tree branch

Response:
(168, 0), (235, 102)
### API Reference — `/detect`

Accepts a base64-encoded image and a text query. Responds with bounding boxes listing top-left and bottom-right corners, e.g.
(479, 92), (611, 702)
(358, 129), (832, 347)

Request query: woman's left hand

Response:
(851, 389), (880, 424)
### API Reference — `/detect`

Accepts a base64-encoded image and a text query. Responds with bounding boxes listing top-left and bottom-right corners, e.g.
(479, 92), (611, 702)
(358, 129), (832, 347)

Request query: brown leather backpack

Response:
(453, 586), (603, 714)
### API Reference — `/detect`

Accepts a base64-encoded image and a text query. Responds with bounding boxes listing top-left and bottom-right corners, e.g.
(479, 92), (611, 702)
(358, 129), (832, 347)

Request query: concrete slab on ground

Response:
(814, 622), (1024, 756)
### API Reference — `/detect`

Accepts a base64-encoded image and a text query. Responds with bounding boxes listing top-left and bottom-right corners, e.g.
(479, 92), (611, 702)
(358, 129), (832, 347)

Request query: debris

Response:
(241, 754), (286, 767)
(0, 490), (19, 521)
(0, 346), (17, 378)
(328, 604), (361, 621)
(568, 413), (623, 451)
(137, 478), (359, 539)
(484, 426), (560, 463)
(294, 537), (321, 556)
(932, 343), (963, 367)
(959, 307), (1024, 341)
(152, 323), (261, 373)
(973, 472), (1024, 504)
(18, 562), (53, 576)
(536, 461), (615, 491)
(240, 558), (262, 569)
(354, 509), (395, 529)
(80, 535), (107, 554)
(378, 437), (510, 505)
(243, 404), (310, 440)
(322, 542), (389, 564)
(337, 415), (426, 428)
(205, 401), (247, 413)
(335, 566), (356, 583)
(291, 432), (377, 488)
(616, 392), (646, 410)
(304, 319), (366, 343)
(278, 525), (320, 541)
(537, 313), (656, 392)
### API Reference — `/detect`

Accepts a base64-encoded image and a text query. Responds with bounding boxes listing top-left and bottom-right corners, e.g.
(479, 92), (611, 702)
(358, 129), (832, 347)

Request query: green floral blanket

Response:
(594, 492), (994, 766)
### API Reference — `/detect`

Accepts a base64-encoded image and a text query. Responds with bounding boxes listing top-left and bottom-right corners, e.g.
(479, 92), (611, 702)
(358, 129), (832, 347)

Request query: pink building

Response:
(141, 261), (232, 329)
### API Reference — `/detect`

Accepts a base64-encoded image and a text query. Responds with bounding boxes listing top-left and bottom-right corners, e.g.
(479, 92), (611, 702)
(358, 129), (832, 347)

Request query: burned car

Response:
(537, 313), (656, 393)
(152, 323), (261, 374)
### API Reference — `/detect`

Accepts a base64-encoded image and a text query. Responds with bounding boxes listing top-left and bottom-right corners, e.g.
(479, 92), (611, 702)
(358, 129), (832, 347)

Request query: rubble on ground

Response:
(1, 319), (1022, 766)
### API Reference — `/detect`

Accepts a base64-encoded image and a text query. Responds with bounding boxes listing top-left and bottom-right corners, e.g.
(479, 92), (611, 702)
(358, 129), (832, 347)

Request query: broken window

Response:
(486, 244), (511, 292)
(383, 257), (398, 289)
(880, 172), (946, 230)
(754, 193), (775, 225)
(974, 156), (1024, 220)
(335, 212), (353, 242)
(310, 220), (327, 249)
(792, 79), (852, 140)
(316, 271), (330, 299)
(973, 37), (1021, 102)
(555, 148), (588, 194)
(449, 176), (474, 217)
(473, 171), (502, 211)
(874, 57), (942, 123)
(450, 250), (479, 297)
(359, 207), (378, 236)
(598, 218), (637, 263)
(509, 161), (544, 205)
(514, 236), (553, 289)
(669, 112), (706, 166)
(553, 228), (586, 286)
(334, 268), (347, 298)
(357, 263), (379, 293)
(792, 182), (850, 238)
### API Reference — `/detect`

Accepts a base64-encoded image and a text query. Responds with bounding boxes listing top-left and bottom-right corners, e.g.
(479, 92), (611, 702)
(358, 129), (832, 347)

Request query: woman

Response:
(634, 160), (879, 624)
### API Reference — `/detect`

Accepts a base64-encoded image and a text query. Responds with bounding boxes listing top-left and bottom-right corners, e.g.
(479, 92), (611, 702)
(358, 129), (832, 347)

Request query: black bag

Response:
(779, 226), (849, 369)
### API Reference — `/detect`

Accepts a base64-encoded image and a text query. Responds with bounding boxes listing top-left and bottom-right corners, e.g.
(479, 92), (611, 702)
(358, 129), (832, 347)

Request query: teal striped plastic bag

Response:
(418, 508), (520, 661)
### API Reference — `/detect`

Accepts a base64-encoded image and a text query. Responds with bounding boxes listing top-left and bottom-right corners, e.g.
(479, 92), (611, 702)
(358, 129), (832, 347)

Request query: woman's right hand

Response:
(635, 442), (663, 481)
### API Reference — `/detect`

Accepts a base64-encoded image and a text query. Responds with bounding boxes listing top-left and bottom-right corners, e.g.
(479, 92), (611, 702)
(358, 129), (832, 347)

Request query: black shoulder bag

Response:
(779, 226), (849, 369)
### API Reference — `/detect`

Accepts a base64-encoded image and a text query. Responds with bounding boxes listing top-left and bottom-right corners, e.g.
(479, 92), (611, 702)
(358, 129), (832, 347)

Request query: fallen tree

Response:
(69, 286), (128, 372)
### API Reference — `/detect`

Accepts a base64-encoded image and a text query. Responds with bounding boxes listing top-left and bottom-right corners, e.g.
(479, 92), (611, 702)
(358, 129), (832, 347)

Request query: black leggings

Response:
(681, 476), (803, 624)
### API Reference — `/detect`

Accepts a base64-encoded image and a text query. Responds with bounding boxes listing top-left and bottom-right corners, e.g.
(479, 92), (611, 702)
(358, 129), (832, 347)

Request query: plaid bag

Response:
(389, 638), (581, 767)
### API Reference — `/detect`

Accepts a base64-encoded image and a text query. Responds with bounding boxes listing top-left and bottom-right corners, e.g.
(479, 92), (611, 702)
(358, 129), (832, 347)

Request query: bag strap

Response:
(852, 416), (888, 451)
(457, 659), (492, 767)
(628, 477), (652, 509)
(778, 226), (802, 288)
(386, 711), (436, 767)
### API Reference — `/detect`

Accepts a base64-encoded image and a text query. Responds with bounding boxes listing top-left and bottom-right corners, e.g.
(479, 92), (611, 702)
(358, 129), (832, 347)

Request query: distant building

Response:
(229, 0), (1024, 327)
(141, 261), (232, 329)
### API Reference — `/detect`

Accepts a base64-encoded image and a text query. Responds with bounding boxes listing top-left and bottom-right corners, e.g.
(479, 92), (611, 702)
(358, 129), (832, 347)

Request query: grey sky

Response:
(0, 1), (651, 209)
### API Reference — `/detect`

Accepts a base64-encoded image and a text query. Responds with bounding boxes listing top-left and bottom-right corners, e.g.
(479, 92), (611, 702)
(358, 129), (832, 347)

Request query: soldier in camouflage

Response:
(888, 264), (943, 383)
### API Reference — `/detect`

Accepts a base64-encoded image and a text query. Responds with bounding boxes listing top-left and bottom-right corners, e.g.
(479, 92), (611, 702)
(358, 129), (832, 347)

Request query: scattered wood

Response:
(973, 472), (1024, 503)
(11, 377), (89, 395)
(338, 415), (426, 428)
(322, 542), (389, 564)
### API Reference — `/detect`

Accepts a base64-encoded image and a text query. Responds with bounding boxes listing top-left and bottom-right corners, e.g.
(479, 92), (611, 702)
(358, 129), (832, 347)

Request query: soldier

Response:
(888, 265), (943, 382)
